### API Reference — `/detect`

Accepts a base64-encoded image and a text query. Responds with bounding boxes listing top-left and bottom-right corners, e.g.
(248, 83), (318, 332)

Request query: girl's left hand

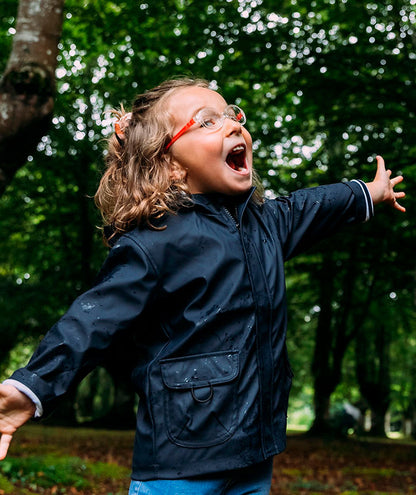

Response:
(366, 155), (406, 212)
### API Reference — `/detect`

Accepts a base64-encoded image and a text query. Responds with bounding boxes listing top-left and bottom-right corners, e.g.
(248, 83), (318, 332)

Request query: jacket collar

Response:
(191, 187), (256, 215)
(106, 188), (257, 245)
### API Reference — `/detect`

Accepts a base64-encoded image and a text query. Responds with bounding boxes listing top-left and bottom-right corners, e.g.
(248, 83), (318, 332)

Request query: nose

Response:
(223, 116), (242, 136)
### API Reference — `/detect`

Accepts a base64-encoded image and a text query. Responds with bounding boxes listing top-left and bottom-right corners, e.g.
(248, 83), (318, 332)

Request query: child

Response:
(0, 78), (405, 495)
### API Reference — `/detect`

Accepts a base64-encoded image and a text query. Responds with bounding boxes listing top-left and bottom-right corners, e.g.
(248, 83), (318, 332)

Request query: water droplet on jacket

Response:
(81, 302), (95, 311)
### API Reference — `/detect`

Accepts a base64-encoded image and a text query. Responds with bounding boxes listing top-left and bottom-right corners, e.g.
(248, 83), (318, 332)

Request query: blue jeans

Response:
(128, 458), (273, 494)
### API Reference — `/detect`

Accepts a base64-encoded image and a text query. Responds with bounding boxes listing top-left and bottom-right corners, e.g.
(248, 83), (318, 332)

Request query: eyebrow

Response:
(194, 104), (229, 115)
(187, 106), (206, 120)
(192, 105), (220, 117)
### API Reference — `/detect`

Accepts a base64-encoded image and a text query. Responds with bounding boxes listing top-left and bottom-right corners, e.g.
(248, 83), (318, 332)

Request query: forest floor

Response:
(0, 425), (415, 494)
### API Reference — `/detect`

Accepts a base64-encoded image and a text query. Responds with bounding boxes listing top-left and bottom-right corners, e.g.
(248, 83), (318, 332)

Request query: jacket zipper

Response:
(224, 206), (240, 229)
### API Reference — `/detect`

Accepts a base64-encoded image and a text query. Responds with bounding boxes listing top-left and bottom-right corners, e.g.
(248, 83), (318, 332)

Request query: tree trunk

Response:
(102, 369), (137, 429)
(356, 324), (391, 437)
(309, 252), (335, 434)
(309, 249), (358, 435)
(412, 410), (416, 440)
(0, 0), (64, 196)
(370, 405), (389, 437)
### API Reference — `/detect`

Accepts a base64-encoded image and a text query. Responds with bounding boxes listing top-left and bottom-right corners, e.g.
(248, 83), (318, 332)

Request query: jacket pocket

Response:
(160, 350), (239, 448)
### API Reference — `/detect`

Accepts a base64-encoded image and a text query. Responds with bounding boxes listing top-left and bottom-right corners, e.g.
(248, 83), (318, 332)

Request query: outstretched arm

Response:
(0, 384), (35, 460)
(366, 155), (406, 212)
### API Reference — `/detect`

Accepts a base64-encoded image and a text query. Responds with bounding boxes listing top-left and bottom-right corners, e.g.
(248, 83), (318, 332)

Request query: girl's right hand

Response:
(0, 384), (36, 459)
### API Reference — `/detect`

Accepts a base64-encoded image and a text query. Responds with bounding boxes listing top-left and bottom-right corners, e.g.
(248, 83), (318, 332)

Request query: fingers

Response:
(0, 433), (12, 460)
(376, 155), (391, 180)
(376, 155), (386, 173)
(393, 200), (406, 212)
(393, 190), (406, 212)
(391, 175), (405, 212)
(390, 175), (404, 187)
(375, 155), (406, 212)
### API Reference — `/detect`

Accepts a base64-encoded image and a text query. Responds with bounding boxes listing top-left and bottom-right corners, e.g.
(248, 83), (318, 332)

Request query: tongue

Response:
(226, 151), (245, 171)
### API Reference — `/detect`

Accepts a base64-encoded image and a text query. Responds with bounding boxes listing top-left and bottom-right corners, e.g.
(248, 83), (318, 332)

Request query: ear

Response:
(169, 159), (187, 182)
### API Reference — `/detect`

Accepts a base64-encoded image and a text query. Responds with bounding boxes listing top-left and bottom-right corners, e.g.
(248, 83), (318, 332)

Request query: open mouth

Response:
(225, 145), (247, 172)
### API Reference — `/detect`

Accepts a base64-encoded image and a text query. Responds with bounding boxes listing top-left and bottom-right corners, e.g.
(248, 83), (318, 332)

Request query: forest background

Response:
(0, 0), (414, 439)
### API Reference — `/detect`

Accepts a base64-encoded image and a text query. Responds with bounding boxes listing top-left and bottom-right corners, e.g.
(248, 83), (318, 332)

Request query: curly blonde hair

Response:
(95, 77), (263, 242)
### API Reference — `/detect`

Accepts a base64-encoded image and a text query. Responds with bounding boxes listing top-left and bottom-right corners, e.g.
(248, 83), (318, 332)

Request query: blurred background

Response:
(0, 0), (414, 441)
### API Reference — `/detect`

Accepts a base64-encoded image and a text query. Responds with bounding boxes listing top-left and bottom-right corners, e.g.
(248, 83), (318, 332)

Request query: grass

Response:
(1, 425), (133, 494)
(0, 454), (130, 490)
(270, 433), (416, 495)
(0, 425), (415, 494)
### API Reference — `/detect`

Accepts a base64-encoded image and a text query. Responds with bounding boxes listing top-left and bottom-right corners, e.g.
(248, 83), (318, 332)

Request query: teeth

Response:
(231, 145), (245, 153)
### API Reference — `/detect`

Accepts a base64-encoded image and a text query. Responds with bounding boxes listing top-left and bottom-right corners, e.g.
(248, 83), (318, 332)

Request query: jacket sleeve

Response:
(272, 180), (374, 261)
(8, 233), (159, 414)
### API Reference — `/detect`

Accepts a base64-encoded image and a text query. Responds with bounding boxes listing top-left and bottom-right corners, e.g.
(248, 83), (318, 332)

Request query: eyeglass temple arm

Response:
(165, 118), (196, 150)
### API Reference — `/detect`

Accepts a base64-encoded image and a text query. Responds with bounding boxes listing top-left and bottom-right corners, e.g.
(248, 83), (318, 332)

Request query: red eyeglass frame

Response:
(165, 105), (245, 151)
(165, 118), (196, 151)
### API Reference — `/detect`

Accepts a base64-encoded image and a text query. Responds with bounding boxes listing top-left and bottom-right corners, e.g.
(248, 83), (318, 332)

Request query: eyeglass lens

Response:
(197, 105), (245, 129)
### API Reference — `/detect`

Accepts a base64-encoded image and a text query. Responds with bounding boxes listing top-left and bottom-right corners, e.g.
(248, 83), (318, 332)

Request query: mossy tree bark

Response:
(0, 0), (64, 196)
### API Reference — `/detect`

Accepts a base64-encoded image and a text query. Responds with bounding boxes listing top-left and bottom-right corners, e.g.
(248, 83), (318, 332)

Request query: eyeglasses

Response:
(165, 104), (246, 150)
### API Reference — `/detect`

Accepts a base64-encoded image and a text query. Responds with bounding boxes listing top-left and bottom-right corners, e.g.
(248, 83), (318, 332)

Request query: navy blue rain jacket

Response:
(10, 181), (373, 480)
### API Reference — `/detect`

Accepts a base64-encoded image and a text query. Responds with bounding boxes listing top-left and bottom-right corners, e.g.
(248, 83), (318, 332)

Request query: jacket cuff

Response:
(5, 367), (61, 416)
(349, 179), (374, 222)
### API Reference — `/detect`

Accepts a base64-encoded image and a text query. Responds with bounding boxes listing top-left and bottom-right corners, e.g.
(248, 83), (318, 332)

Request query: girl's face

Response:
(166, 86), (253, 196)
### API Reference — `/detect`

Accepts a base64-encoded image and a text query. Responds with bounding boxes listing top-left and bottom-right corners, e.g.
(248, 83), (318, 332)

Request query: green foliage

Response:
(89, 461), (130, 479)
(0, 474), (15, 493)
(0, 0), (17, 73)
(341, 492), (409, 495)
(0, 0), (415, 430)
(75, 366), (115, 423)
(343, 467), (397, 477)
(8, 424), (416, 494)
(0, 339), (37, 381)
(289, 478), (330, 491)
(0, 454), (129, 491)
(0, 455), (89, 488)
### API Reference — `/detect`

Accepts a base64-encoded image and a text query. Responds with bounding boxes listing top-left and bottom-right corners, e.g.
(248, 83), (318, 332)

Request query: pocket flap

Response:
(160, 351), (239, 389)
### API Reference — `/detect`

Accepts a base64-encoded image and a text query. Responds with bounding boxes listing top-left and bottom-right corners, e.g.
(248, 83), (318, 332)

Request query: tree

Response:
(260, 0), (416, 435)
(0, 0), (64, 196)
(0, 0), (415, 431)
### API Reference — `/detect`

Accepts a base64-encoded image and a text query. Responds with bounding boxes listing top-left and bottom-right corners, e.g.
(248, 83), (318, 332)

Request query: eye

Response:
(197, 108), (221, 128)
(201, 117), (217, 127)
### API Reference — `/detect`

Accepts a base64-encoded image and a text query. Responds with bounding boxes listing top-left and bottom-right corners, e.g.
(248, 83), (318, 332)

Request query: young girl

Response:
(0, 78), (405, 495)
